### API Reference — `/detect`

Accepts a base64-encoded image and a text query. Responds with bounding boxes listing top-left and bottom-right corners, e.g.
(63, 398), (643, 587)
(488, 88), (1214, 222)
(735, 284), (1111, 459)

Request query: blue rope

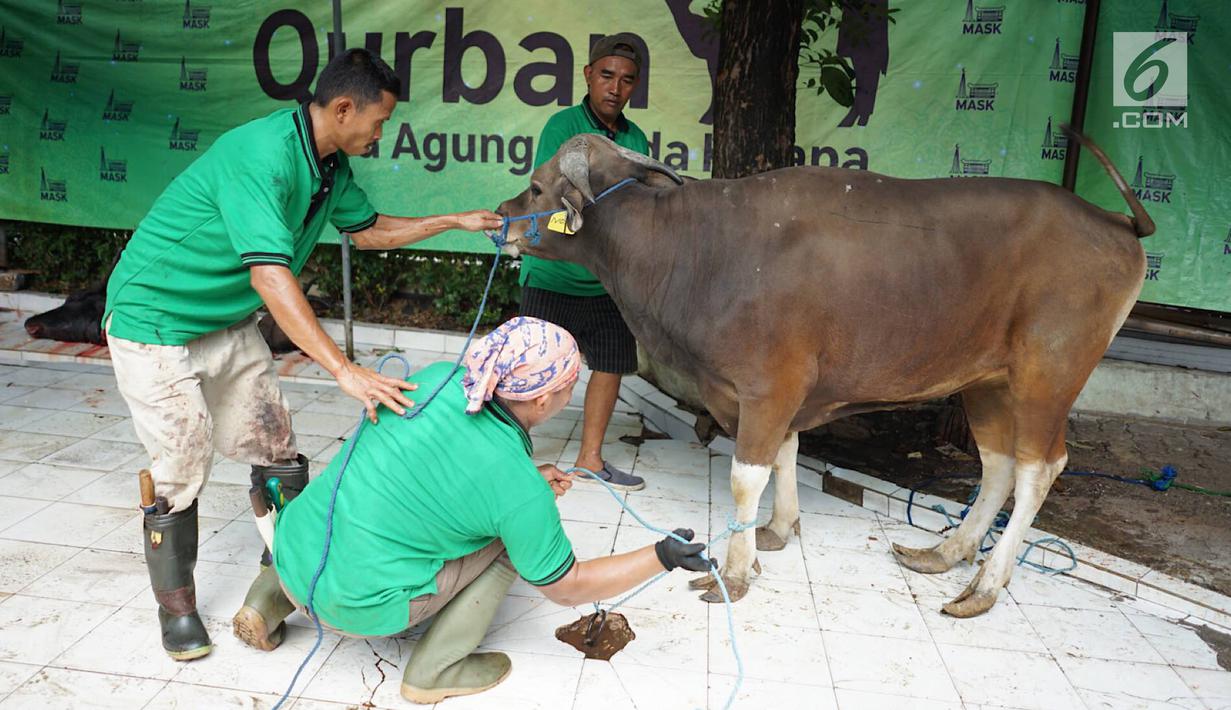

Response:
(564, 465), (752, 710)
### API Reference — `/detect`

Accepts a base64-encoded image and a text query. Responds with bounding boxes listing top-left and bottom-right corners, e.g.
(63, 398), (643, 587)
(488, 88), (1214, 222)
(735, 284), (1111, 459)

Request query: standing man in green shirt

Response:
(104, 49), (502, 662)
(236, 317), (711, 704)
(520, 33), (650, 492)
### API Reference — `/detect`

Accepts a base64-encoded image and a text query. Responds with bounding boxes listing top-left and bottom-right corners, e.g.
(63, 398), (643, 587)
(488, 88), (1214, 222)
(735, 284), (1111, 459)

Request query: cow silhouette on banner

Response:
(667, 0), (891, 128)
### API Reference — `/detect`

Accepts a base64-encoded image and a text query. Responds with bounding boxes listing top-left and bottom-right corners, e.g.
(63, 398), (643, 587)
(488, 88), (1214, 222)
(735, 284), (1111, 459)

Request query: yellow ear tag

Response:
(547, 211), (575, 235)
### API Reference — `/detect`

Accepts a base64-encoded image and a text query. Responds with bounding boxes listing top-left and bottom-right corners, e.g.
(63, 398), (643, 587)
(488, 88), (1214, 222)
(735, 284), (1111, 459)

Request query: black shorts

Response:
(519, 287), (638, 374)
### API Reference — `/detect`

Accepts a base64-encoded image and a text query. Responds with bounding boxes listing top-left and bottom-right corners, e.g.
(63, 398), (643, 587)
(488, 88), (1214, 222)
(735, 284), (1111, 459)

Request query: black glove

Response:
(654, 528), (712, 572)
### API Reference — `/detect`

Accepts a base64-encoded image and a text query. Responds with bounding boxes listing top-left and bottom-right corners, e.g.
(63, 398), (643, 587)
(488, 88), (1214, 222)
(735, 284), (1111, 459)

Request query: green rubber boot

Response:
(401, 560), (518, 705)
(250, 454), (308, 567)
(233, 564), (297, 651)
(144, 499), (212, 661)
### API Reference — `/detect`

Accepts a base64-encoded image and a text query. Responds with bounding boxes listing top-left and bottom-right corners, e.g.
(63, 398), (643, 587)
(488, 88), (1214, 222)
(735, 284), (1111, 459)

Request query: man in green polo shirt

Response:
(520, 33), (651, 493)
(104, 49), (502, 662)
(233, 317), (711, 704)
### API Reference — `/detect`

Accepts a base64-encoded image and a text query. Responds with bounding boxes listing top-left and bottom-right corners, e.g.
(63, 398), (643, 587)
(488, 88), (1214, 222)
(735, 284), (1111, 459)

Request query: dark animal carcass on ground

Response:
(491, 130), (1152, 617)
(24, 278), (319, 355)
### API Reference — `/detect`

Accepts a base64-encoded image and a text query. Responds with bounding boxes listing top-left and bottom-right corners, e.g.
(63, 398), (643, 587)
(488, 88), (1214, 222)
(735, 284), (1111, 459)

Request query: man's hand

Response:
(537, 464), (573, 497)
(654, 528), (712, 572)
(334, 361), (417, 423)
(454, 210), (504, 232)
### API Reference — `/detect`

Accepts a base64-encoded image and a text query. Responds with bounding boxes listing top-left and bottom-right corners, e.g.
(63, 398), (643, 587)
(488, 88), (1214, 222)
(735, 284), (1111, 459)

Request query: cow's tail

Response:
(1061, 123), (1155, 238)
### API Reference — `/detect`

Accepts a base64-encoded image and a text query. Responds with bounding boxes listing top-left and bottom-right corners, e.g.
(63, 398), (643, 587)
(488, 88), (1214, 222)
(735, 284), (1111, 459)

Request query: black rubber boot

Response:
(144, 499), (212, 661)
(251, 454), (309, 566)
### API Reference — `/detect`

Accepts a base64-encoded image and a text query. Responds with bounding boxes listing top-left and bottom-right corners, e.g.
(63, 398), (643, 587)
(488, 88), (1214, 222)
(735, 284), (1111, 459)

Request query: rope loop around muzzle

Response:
(489, 177), (639, 248)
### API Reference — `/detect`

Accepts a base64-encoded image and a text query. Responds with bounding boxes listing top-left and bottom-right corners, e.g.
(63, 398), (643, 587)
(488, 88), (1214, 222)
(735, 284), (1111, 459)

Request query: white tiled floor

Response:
(0, 356), (1227, 710)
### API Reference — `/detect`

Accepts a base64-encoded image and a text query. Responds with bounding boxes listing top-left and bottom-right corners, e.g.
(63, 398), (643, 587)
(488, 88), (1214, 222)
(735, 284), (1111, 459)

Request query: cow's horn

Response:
(559, 148), (596, 205)
(611, 143), (684, 185)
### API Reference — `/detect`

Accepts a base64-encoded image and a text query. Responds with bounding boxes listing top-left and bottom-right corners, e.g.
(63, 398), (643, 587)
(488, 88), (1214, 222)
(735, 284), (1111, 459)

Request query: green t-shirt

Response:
(520, 97), (649, 297)
(273, 362), (576, 637)
(104, 103), (378, 345)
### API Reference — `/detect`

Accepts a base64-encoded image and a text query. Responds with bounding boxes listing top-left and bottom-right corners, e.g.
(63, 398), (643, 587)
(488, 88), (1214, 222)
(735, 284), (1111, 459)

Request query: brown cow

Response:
(491, 130), (1151, 617)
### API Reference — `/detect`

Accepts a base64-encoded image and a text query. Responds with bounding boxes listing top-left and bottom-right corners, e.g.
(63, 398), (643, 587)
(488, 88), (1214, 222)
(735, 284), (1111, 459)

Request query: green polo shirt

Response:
(520, 97), (649, 297)
(273, 361), (576, 637)
(104, 103), (378, 345)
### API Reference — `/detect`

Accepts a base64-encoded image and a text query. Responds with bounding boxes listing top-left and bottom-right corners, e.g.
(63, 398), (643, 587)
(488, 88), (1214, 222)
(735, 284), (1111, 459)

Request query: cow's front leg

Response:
(757, 432), (800, 551)
(699, 459), (771, 603)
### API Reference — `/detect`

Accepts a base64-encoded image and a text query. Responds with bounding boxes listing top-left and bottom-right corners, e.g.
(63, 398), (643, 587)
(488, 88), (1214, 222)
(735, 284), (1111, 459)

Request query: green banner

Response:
(0, 1), (1224, 311)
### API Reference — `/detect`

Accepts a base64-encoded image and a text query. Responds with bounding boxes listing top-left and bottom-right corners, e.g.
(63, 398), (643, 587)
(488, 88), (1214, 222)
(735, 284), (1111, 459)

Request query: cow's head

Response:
(490, 134), (683, 258)
(24, 282), (107, 345)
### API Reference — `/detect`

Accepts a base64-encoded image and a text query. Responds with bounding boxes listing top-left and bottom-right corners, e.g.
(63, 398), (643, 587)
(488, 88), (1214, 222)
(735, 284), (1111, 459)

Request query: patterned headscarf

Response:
(462, 316), (581, 415)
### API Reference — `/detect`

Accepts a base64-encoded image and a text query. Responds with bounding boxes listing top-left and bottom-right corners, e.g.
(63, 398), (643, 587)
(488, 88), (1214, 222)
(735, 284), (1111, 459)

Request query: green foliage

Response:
(5, 221), (130, 292)
(4, 221), (523, 329)
(308, 245), (521, 327)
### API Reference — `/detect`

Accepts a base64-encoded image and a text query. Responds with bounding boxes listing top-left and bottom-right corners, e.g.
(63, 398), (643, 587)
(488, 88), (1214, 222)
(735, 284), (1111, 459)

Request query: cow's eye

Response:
(530, 183), (542, 197)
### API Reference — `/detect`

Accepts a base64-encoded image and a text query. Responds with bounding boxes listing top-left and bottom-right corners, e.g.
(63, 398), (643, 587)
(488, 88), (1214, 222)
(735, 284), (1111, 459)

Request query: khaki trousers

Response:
(282, 541), (511, 637)
(108, 315), (297, 511)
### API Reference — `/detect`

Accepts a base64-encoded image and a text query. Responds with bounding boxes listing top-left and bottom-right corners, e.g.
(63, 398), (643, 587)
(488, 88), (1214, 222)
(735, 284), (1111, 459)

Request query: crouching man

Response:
(234, 317), (711, 704)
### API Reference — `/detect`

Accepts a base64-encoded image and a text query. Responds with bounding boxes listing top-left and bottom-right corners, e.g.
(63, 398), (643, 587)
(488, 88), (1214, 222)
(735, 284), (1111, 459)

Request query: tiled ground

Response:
(0, 350), (1229, 708)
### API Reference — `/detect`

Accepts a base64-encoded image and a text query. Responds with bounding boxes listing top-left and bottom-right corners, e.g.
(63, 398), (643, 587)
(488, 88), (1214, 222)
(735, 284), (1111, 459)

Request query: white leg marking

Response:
(725, 460), (772, 581)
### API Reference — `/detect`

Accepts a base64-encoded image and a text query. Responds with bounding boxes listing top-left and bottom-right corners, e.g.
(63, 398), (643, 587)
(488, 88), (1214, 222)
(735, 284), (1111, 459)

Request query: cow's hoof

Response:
(755, 519), (800, 552)
(700, 576), (749, 604)
(688, 573), (718, 591)
(690, 560), (760, 591)
(941, 590), (998, 617)
(892, 542), (956, 575)
(755, 526), (787, 551)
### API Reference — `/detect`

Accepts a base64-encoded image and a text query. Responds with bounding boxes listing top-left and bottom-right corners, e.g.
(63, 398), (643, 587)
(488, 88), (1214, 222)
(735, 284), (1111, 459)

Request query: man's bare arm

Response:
(349, 211), (503, 250)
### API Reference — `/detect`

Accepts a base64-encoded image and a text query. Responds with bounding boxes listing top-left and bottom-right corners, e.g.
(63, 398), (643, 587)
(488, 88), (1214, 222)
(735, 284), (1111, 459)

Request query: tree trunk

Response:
(712, 0), (804, 179)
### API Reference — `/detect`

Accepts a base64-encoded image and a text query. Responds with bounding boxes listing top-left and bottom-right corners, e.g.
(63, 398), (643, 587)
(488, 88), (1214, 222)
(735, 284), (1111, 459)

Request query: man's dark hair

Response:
(312, 48), (399, 108)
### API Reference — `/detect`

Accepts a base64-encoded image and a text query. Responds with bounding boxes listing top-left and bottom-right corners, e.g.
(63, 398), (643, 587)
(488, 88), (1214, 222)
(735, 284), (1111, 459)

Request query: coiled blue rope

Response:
(565, 465), (752, 710)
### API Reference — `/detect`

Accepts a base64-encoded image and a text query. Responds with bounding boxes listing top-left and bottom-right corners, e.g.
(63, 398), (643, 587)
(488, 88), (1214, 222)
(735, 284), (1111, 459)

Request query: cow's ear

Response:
(561, 193), (584, 233)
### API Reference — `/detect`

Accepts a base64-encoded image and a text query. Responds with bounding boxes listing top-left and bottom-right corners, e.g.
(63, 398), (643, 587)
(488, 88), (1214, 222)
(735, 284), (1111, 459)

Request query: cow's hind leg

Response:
(756, 432), (801, 552)
(894, 385), (1015, 574)
(943, 413), (1070, 618)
